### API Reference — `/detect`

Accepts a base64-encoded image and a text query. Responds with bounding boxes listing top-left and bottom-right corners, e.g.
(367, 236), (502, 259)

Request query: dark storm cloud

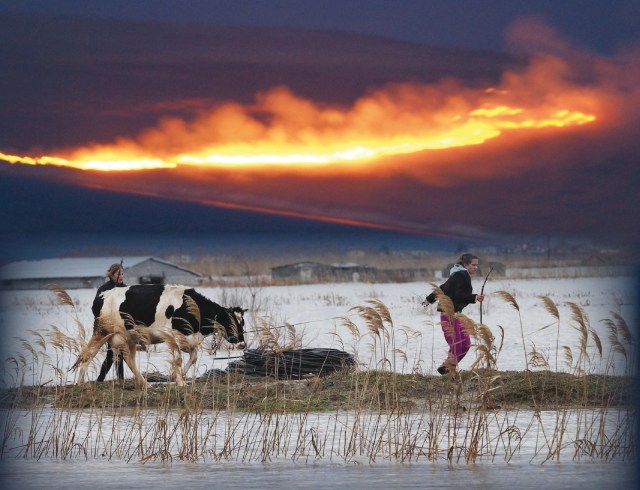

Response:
(0, 10), (639, 251)
(2, 0), (638, 54)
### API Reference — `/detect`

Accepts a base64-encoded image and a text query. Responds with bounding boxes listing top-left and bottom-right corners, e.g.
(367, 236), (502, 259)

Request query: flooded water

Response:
(0, 407), (636, 488)
(1, 457), (636, 489)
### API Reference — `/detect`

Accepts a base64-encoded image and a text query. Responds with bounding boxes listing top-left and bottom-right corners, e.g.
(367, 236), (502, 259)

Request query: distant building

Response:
(0, 256), (201, 290)
(271, 262), (376, 282)
(271, 262), (333, 281)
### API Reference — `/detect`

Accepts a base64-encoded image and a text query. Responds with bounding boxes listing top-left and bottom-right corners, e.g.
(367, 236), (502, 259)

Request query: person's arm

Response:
(424, 280), (447, 305)
(91, 296), (100, 317)
(92, 284), (106, 317)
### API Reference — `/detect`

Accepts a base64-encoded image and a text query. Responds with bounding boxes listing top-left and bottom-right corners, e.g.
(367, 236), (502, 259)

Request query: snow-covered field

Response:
(0, 275), (635, 387)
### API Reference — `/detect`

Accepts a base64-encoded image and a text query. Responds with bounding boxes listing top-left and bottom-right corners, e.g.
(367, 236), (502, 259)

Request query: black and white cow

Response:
(73, 284), (246, 386)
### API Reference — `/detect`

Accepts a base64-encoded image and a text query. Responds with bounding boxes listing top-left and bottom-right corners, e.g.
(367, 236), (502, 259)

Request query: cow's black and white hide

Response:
(73, 285), (246, 386)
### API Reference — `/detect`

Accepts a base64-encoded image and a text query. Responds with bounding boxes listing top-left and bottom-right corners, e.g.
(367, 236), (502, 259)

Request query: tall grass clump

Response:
(493, 290), (635, 462)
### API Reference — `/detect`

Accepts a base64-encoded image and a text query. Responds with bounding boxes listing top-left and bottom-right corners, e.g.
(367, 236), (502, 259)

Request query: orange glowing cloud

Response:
(1, 53), (601, 174)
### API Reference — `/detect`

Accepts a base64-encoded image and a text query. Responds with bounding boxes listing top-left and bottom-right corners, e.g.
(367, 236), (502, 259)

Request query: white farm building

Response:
(0, 256), (202, 290)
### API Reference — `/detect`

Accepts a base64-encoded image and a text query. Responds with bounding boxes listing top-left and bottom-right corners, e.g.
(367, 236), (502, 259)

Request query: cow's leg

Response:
(163, 331), (187, 387)
(174, 367), (186, 387)
(171, 344), (186, 387)
(168, 347), (186, 387)
(111, 332), (148, 387)
(181, 348), (198, 377)
(181, 332), (204, 380)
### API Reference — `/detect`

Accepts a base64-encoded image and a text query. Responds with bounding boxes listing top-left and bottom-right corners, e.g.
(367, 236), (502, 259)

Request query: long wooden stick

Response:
(479, 267), (494, 324)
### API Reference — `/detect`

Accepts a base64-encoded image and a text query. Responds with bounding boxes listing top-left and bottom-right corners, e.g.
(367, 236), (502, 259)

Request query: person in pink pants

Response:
(424, 253), (484, 375)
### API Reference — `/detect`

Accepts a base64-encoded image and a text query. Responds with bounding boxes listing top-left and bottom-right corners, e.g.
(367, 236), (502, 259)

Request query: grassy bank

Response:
(2, 369), (632, 412)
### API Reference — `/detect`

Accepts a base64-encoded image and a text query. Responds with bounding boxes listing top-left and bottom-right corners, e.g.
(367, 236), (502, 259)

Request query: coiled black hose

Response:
(202, 348), (355, 380)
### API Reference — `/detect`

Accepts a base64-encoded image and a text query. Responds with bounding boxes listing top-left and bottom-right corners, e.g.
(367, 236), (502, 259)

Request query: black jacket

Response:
(426, 269), (477, 313)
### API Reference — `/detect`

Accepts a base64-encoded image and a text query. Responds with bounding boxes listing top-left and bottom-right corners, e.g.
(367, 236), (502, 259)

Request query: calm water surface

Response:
(1, 407), (637, 488)
(1, 458), (637, 489)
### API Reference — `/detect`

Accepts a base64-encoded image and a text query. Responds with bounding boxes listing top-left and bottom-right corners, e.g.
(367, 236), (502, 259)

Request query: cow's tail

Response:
(70, 332), (112, 371)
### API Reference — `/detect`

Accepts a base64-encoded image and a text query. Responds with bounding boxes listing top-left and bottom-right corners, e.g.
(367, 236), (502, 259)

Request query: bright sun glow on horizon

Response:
(0, 73), (599, 173)
(0, 104), (596, 172)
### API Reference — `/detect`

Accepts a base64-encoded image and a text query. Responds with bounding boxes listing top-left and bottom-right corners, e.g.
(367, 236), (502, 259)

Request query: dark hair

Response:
(457, 253), (479, 266)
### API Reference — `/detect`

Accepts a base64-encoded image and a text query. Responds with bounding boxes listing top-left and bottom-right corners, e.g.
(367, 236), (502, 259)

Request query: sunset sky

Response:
(1, 1), (639, 260)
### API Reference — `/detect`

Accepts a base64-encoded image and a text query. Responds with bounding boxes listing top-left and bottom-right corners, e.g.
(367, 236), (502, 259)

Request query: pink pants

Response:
(440, 314), (471, 364)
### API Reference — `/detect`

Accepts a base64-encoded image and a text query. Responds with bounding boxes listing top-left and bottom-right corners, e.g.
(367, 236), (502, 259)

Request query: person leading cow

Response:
(91, 262), (127, 381)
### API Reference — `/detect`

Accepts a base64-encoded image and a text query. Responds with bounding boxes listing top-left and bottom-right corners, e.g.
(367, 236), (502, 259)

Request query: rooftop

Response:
(0, 256), (199, 280)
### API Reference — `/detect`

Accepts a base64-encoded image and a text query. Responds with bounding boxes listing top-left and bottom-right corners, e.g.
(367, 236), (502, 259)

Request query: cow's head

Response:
(225, 306), (247, 346)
